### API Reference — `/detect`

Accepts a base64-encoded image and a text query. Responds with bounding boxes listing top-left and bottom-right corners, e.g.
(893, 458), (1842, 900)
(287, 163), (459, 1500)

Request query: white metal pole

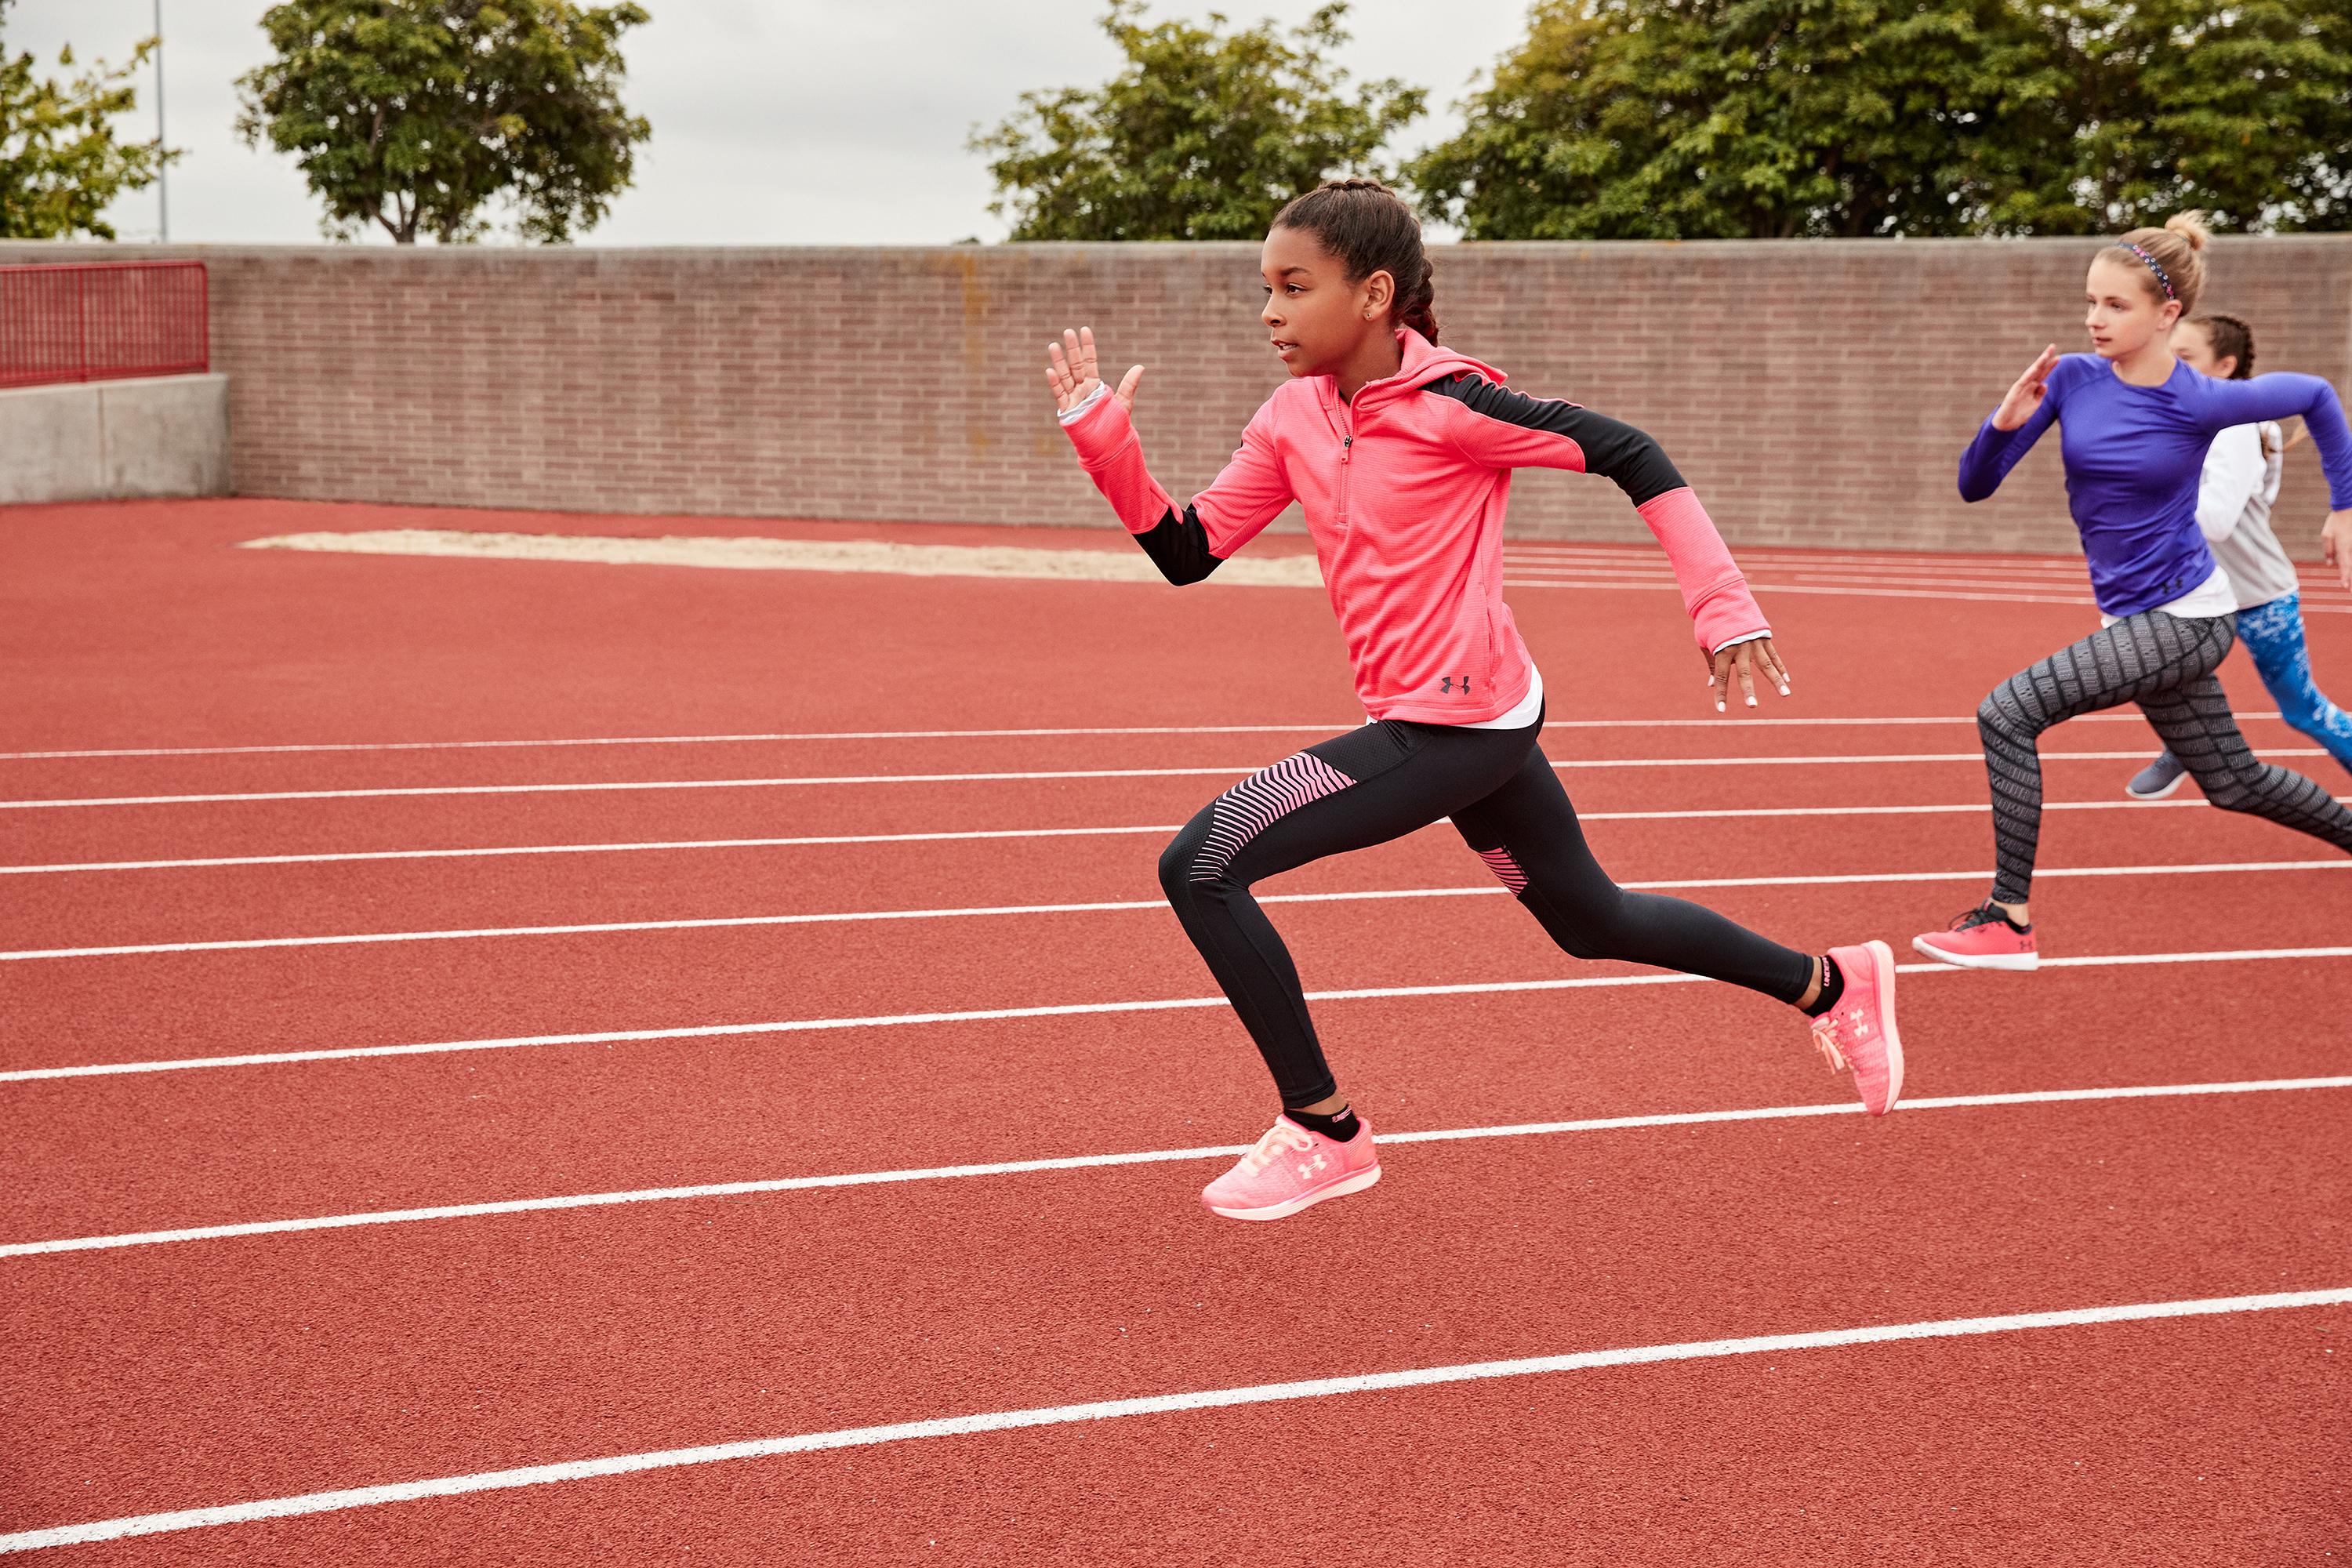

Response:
(154, 0), (169, 242)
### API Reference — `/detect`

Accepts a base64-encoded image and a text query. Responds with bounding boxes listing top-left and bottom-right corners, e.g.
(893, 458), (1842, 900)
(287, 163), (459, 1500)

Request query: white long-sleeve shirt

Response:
(2196, 422), (2298, 611)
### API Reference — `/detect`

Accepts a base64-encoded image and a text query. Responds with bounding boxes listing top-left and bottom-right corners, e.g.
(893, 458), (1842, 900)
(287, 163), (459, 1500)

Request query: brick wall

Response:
(5, 236), (2347, 552)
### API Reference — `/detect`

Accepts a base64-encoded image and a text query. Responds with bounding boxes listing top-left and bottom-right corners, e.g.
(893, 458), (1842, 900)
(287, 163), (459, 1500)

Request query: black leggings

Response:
(1979, 611), (2352, 904)
(1158, 712), (1816, 1108)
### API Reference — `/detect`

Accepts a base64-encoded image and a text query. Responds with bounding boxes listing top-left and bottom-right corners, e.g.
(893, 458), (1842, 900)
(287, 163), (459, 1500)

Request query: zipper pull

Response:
(1341, 434), (1352, 462)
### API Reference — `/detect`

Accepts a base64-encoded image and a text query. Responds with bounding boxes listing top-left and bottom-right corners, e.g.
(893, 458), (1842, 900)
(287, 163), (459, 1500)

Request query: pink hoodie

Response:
(1063, 328), (1768, 724)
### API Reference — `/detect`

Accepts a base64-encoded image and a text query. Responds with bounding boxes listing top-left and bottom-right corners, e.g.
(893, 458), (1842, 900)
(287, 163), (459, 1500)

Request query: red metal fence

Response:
(0, 260), (210, 390)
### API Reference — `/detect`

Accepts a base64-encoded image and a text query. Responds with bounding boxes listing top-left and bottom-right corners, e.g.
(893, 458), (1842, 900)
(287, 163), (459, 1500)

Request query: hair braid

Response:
(1272, 178), (1439, 344)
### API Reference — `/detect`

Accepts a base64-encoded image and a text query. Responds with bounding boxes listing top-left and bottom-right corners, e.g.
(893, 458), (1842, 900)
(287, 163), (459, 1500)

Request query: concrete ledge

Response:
(1, 373), (230, 504)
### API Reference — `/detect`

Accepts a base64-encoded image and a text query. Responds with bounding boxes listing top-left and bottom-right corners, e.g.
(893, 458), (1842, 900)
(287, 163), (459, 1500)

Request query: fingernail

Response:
(1779, 684), (1791, 696)
(1716, 700), (1726, 712)
(1745, 696), (1756, 707)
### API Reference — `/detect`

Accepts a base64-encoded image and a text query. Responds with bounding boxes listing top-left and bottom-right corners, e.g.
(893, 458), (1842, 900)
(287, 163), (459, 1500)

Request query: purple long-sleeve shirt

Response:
(1958, 354), (2352, 618)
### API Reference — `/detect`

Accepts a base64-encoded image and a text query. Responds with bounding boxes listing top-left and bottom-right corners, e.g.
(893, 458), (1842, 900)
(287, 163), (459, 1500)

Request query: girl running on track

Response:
(1915, 214), (2352, 973)
(1042, 178), (1903, 1222)
(2122, 313), (2352, 800)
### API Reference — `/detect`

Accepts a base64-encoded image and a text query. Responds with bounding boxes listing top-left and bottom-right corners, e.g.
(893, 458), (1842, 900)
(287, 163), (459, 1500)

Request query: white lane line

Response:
(6, 750), (2325, 811)
(1512, 576), (2352, 614)
(1509, 563), (2095, 595)
(9, 1074), (2345, 1260)
(1, 710), (2285, 762)
(1508, 546), (2350, 594)
(1508, 546), (2096, 572)
(1512, 543), (2349, 591)
(9, 859), (2343, 964)
(0, 826), (1188, 877)
(8, 945), (2347, 1083)
(1513, 577), (2098, 608)
(4, 1285), (2343, 1552)
(7, 792), (2320, 876)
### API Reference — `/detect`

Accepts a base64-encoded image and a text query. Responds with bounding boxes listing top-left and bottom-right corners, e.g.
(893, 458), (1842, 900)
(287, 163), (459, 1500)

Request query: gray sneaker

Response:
(2125, 750), (2188, 800)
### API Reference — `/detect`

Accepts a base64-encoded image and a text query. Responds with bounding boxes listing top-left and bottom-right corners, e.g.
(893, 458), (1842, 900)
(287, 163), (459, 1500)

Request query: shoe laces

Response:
(1810, 991), (1874, 1073)
(1811, 1013), (1849, 1073)
(1239, 1120), (1316, 1174)
(1948, 902), (2007, 933)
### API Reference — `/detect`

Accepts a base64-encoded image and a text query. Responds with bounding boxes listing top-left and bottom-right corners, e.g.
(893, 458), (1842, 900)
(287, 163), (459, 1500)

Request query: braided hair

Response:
(1272, 178), (1439, 343)
(2187, 311), (2278, 459)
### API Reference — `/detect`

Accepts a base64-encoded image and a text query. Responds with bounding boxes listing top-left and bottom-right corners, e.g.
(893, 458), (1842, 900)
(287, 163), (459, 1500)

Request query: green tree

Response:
(971, 1), (1425, 241)
(236, 0), (652, 244)
(0, 0), (176, 239)
(2060, 0), (2352, 231)
(1410, 0), (2352, 239)
(1411, 0), (2082, 240)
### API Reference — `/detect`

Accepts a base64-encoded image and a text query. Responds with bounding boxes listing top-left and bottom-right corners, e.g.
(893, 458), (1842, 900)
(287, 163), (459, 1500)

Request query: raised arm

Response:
(1428, 375), (1769, 652)
(1958, 347), (2067, 503)
(1048, 328), (1291, 586)
(2189, 372), (2352, 511)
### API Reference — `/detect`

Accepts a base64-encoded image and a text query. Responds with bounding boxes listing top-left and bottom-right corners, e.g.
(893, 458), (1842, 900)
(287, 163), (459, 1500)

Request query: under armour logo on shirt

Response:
(1439, 675), (1474, 695)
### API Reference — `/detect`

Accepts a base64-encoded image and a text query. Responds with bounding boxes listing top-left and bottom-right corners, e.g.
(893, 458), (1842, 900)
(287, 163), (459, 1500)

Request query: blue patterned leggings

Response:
(2233, 593), (2352, 779)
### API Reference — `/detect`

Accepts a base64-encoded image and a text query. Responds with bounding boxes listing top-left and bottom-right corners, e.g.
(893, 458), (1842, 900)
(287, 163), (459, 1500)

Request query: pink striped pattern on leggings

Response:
(1191, 753), (1358, 883)
(1477, 846), (1528, 892)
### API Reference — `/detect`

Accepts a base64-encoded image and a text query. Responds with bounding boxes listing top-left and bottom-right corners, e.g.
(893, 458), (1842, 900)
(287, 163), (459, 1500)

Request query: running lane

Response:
(5, 1092), (2346, 1542)
(6, 954), (2349, 1250)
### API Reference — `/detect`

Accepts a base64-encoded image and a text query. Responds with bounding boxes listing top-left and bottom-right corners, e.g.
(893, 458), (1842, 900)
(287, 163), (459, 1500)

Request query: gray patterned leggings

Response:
(1978, 610), (2352, 904)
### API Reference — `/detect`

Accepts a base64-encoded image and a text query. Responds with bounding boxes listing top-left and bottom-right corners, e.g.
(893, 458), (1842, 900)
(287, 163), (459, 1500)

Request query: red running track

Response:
(4, 499), (2350, 1563)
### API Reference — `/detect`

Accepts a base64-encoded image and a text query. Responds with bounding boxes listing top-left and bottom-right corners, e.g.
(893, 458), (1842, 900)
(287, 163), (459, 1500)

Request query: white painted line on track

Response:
(1504, 558), (2352, 604)
(5, 750), (2326, 811)
(0, 826), (1187, 875)
(3, 1285), (2343, 1552)
(1512, 577), (2098, 608)
(7, 1074), (2345, 1260)
(7, 945), (2347, 1083)
(1508, 546), (2096, 571)
(0, 710), (2285, 761)
(1511, 576), (2352, 613)
(9, 859), (2343, 963)
(7, 793), (2321, 876)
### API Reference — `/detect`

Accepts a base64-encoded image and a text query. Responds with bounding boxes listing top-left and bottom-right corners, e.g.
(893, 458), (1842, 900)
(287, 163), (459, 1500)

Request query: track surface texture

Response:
(5, 498), (2350, 1564)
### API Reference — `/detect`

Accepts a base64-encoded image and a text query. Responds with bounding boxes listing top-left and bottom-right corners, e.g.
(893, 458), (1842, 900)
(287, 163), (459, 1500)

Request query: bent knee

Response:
(1545, 886), (1637, 961)
(1977, 690), (2032, 740)
(1158, 826), (1247, 904)
(1157, 834), (1201, 901)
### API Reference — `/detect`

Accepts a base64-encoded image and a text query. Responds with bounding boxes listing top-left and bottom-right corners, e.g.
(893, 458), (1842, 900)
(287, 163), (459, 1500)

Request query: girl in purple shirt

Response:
(1916, 213), (2352, 971)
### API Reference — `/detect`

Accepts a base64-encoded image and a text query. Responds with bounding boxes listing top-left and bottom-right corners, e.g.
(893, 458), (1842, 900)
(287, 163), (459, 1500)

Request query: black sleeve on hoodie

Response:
(1421, 372), (1688, 506)
(1134, 505), (1223, 585)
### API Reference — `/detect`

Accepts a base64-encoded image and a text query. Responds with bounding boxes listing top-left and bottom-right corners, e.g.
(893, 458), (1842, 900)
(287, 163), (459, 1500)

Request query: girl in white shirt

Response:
(2125, 314), (2352, 798)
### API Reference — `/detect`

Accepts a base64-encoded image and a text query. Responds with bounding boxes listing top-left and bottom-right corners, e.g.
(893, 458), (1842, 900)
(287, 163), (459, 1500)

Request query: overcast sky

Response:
(6, 0), (1534, 245)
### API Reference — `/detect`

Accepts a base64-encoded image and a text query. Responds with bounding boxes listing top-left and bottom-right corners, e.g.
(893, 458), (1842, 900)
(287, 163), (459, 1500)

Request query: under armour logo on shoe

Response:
(1297, 1152), (1330, 1178)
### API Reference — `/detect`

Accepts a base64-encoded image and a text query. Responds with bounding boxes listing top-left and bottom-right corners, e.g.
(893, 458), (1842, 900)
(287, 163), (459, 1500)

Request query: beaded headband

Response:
(2118, 242), (2176, 301)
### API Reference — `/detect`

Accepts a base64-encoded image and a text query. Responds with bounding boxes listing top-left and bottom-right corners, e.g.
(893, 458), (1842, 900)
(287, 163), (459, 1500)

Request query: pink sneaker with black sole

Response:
(1812, 939), (1904, 1116)
(1201, 1115), (1381, 1221)
(1912, 903), (2039, 971)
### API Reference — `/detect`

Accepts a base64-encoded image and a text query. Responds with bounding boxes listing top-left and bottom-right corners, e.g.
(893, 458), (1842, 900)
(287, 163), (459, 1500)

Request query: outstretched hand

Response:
(1991, 344), (2061, 431)
(1044, 326), (1143, 416)
(1707, 637), (1791, 715)
(2324, 509), (2352, 593)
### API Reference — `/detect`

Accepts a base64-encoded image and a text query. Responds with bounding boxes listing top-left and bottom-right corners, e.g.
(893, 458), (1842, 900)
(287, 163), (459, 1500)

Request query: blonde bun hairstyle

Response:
(2104, 211), (2209, 315)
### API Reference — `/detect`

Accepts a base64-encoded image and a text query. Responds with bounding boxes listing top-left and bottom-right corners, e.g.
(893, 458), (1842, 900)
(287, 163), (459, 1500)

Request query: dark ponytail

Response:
(2190, 312), (2278, 460)
(2190, 312), (2256, 379)
(1272, 178), (1439, 344)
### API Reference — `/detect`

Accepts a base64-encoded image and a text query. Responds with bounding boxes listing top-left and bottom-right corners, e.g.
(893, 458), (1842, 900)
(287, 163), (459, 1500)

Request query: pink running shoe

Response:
(1911, 902), (2039, 971)
(1200, 1115), (1381, 1221)
(1812, 940), (1904, 1116)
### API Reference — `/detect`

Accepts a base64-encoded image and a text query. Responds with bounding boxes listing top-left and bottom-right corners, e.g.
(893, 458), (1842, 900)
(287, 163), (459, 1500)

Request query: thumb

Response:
(1116, 365), (1144, 408)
